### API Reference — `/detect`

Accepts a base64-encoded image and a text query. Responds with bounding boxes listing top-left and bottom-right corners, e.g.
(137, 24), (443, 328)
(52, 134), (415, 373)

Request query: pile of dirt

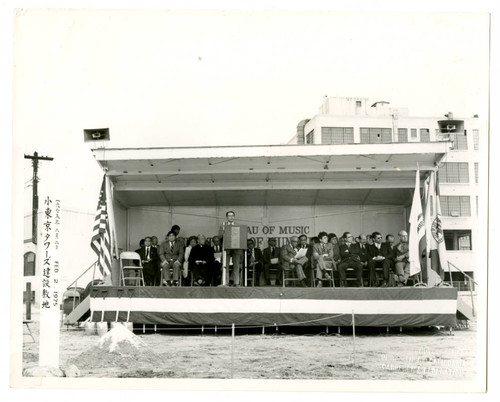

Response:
(67, 323), (163, 370)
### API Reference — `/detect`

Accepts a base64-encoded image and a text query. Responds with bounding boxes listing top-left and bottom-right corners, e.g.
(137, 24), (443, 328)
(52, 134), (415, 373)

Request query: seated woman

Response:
(189, 234), (215, 286)
(182, 236), (198, 285)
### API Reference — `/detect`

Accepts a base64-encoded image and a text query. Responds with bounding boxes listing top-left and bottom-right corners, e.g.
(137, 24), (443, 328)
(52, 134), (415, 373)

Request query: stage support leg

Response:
(338, 326), (341, 334)
(143, 324), (145, 334)
(399, 326), (402, 333)
(154, 324), (157, 333)
(326, 326), (329, 334)
(215, 325), (217, 336)
(262, 326), (265, 335)
(352, 310), (356, 366)
(386, 326), (389, 334)
(274, 323), (278, 335)
(231, 323), (235, 379)
(448, 326), (454, 336)
(201, 325), (204, 336)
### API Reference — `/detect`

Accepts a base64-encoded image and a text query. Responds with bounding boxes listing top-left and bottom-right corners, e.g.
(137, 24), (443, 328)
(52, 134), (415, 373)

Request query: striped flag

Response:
(90, 176), (112, 277)
(409, 167), (426, 276)
(424, 170), (446, 286)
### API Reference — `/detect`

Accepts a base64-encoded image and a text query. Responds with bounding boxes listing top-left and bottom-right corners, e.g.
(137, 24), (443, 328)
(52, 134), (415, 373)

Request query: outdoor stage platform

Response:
(89, 286), (458, 328)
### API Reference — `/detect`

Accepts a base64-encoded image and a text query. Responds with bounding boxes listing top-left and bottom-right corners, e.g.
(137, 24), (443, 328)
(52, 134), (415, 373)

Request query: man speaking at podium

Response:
(218, 210), (244, 286)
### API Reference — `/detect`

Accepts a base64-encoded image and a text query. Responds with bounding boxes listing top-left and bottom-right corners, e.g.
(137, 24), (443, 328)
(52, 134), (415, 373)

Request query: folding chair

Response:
(282, 266), (301, 287)
(119, 251), (145, 286)
(161, 265), (182, 286)
(316, 262), (335, 287)
(345, 267), (364, 287)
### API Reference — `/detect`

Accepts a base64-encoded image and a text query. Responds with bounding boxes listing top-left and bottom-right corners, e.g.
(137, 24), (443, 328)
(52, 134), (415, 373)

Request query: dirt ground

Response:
(22, 315), (477, 380)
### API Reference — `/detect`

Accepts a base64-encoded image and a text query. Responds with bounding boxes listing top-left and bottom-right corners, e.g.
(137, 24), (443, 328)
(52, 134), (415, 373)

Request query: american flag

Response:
(90, 176), (112, 277)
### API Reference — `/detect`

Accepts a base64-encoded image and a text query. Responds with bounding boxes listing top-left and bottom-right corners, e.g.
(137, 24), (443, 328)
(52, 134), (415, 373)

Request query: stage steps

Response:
(64, 295), (90, 325)
(456, 294), (475, 321)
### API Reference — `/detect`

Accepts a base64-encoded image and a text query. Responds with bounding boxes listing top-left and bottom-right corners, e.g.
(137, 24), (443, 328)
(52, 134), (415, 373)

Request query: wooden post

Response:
(244, 252), (248, 287)
(352, 310), (356, 366)
(25, 282), (32, 320)
(231, 323), (235, 378)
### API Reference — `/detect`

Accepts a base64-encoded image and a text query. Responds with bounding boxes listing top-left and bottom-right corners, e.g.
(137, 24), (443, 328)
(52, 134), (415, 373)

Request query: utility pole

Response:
(24, 152), (54, 244)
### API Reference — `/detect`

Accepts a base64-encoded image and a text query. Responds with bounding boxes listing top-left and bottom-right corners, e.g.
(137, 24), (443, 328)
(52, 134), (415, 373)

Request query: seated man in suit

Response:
(189, 234), (215, 286)
(313, 231), (335, 287)
(367, 232), (395, 287)
(159, 230), (184, 286)
(350, 234), (370, 285)
(337, 232), (364, 287)
(263, 237), (281, 286)
(210, 235), (223, 286)
(393, 230), (410, 286)
(246, 238), (264, 286)
(137, 236), (159, 286)
(298, 234), (315, 286)
(280, 236), (308, 287)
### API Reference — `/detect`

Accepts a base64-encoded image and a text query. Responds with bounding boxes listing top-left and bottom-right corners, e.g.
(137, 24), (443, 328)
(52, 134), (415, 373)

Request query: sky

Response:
(13, 8), (491, 214)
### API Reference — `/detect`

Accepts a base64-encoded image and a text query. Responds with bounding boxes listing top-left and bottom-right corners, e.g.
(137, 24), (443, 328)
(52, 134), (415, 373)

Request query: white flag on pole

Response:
(409, 168), (425, 276)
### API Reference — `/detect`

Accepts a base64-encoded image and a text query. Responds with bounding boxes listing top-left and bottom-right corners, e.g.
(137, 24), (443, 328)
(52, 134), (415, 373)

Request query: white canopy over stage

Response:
(92, 142), (451, 207)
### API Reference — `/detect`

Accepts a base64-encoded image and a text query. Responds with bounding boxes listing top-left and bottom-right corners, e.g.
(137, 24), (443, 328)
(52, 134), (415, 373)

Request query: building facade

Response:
(292, 96), (483, 285)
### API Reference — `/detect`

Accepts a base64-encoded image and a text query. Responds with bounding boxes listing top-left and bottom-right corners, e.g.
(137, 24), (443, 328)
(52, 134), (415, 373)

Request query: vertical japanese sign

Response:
(38, 196), (61, 367)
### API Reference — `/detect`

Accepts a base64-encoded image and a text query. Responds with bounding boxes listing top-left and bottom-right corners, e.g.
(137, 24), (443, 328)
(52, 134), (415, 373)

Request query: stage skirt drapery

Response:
(89, 286), (457, 327)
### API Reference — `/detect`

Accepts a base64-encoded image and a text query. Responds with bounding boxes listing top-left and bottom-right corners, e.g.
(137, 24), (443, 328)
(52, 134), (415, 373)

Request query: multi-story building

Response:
(290, 96), (483, 286)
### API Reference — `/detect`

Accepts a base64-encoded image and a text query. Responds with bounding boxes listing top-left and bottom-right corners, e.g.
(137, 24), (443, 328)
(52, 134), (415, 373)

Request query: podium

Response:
(223, 224), (248, 250)
(221, 224), (247, 285)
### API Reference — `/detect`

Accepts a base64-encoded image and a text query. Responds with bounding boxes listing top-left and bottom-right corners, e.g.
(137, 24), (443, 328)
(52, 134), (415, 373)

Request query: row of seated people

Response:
(133, 225), (413, 288)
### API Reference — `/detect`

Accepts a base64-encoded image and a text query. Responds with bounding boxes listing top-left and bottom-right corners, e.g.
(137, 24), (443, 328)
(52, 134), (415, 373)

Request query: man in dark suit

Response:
(218, 210), (243, 286)
(281, 236), (308, 287)
(337, 232), (363, 287)
(137, 237), (159, 286)
(159, 230), (184, 286)
(263, 238), (281, 286)
(367, 231), (395, 287)
(350, 234), (369, 285)
(150, 235), (160, 285)
(246, 238), (264, 286)
(210, 235), (223, 286)
(189, 234), (215, 286)
(298, 234), (314, 286)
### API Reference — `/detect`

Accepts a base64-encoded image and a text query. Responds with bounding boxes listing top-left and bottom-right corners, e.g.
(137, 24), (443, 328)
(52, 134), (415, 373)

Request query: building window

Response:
(420, 128), (430, 142)
(476, 195), (479, 217)
(356, 100), (362, 107)
(360, 128), (392, 144)
(473, 129), (479, 151)
(306, 130), (314, 144)
(321, 127), (354, 144)
(24, 252), (36, 276)
(444, 230), (472, 251)
(411, 128), (417, 138)
(449, 132), (468, 150)
(398, 128), (408, 143)
(440, 196), (471, 217)
(474, 163), (478, 184)
(440, 162), (469, 183)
